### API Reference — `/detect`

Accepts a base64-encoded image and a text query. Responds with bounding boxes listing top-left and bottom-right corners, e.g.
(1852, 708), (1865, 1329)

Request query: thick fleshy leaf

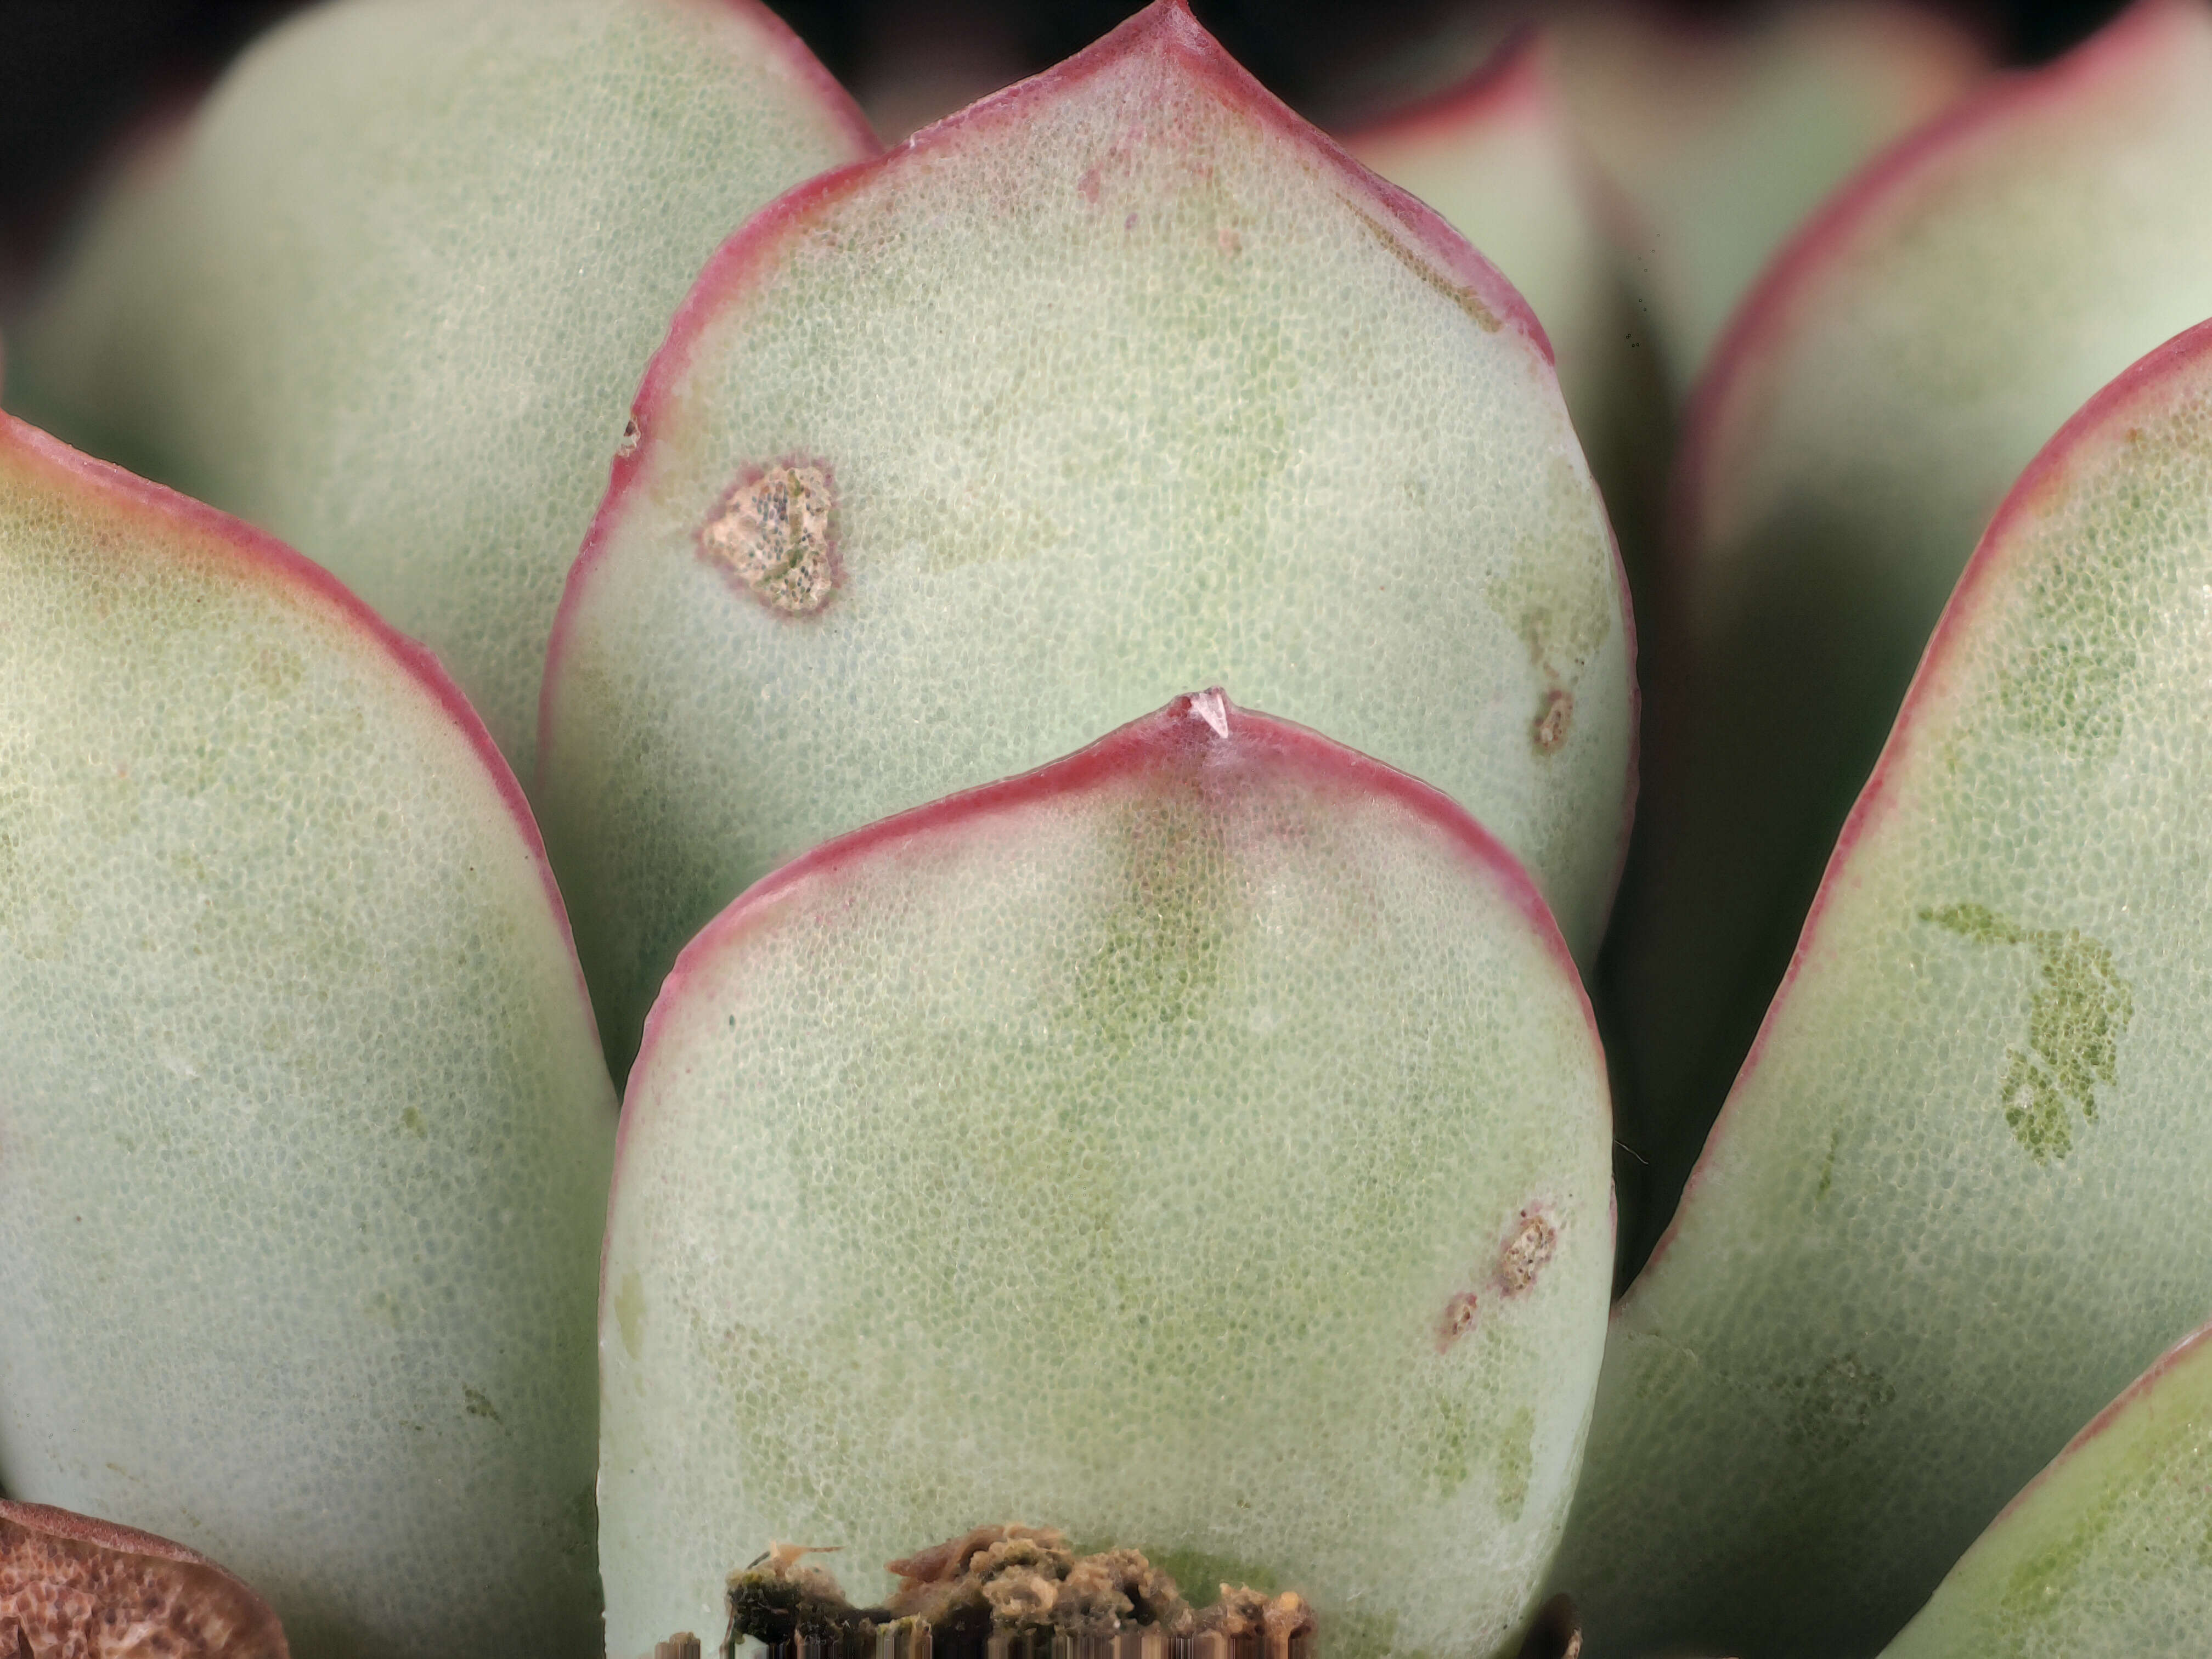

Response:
(1879, 1319), (2212, 1656)
(0, 416), (617, 1657)
(597, 692), (1615, 1659)
(1549, 0), (1986, 394)
(1551, 320), (2212, 1655)
(1606, 0), (2212, 1246)
(9, 0), (876, 768)
(1340, 35), (1667, 584)
(539, 0), (1634, 1074)
(1, 1500), (290, 1659)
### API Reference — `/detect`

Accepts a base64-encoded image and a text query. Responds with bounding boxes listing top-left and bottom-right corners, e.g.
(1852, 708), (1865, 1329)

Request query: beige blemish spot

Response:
(1497, 1209), (1559, 1295)
(700, 462), (839, 615)
(1436, 1291), (1480, 1352)
(1533, 688), (1573, 753)
(616, 416), (640, 459)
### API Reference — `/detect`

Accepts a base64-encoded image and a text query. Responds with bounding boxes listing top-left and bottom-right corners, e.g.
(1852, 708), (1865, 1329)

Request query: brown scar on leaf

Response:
(1533, 688), (1573, 753)
(616, 416), (641, 459)
(1496, 1208), (1559, 1296)
(1436, 1290), (1481, 1352)
(699, 461), (840, 616)
(1349, 206), (1501, 333)
(0, 1499), (291, 1658)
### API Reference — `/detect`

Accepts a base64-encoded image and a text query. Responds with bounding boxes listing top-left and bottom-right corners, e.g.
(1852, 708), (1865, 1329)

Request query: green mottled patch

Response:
(1920, 901), (2025, 948)
(1425, 1387), (1475, 1498)
(1068, 792), (1233, 1051)
(1777, 1355), (1895, 1459)
(399, 1106), (427, 1139)
(1497, 1406), (1534, 1523)
(1815, 1126), (1841, 1201)
(464, 1387), (504, 1425)
(1993, 1466), (2127, 1633)
(1921, 904), (2133, 1162)
(1994, 468), (2162, 765)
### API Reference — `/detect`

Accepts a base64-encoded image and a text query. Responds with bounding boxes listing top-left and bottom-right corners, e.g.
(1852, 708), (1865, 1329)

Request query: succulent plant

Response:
(1337, 31), (1667, 593)
(5, 2), (2212, 1657)
(1876, 1314), (2212, 1655)
(0, 412), (615, 1656)
(1554, 312), (2212, 1655)
(534, 0), (1634, 1078)
(595, 691), (1613, 1658)
(10, 0), (877, 772)
(1610, 0), (2212, 1242)
(1543, 0), (1989, 398)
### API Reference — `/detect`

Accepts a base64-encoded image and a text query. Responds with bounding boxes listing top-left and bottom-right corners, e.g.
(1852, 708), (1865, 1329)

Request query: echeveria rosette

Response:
(538, 0), (1635, 1076)
(10, 0), (877, 770)
(597, 692), (1615, 1659)
(1608, 0), (2212, 1238)
(1880, 1317), (2212, 1656)
(0, 413), (616, 1657)
(1552, 319), (2212, 1656)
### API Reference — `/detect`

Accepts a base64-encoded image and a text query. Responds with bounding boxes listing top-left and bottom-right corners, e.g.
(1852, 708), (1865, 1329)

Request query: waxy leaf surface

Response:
(12, 0), (876, 768)
(598, 693), (1615, 1659)
(1342, 36), (1666, 585)
(1609, 0), (2212, 1242)
(1880, 1319), (2212, 1656)
(0, 417), (617, 1658)
(540, 0), (1633, 1074)
(1553, 320), (2212, 1656)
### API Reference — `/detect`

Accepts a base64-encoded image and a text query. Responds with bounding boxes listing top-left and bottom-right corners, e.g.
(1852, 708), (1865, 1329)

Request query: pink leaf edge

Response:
(0, 411), (606, 1063)
(612, 688), (1602, 1183)
(541, 0), (1559, 765)
(1638, 312), (2212, 1282)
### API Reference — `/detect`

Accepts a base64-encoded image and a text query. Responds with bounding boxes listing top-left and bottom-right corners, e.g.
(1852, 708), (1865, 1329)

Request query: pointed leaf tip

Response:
(540, 5), (1627, 1081)
(601, 696), (1614, 1657)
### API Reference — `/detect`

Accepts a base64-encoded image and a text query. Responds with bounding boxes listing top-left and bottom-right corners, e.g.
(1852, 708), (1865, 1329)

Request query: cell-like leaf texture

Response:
(597, 693), (1615, 1659)
(0, 416), (617, 1658)
(1607, 0), (2212, 1246)
(1553, 318), (2212, 1655)
(10, 0), (876, 769)
(538, 0), (1634, 1075)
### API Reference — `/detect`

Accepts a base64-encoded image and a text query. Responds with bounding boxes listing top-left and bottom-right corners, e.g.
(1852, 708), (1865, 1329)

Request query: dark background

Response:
(0, 0), (2132, 277)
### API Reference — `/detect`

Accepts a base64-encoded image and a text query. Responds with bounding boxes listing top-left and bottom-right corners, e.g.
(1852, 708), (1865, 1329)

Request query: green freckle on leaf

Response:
(1920, 903), (2134, 1162)
(1498, 1405), (1534, 1523)
(1815, 1126), (1841, 1200)
(1918, 901), (2025, 947)
(464, 1386), (503, 1425)
(1776, 1354), (1895, 1458)
(399, 1106), (426, 1138)
(1426, 1389), (1474, 1498)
